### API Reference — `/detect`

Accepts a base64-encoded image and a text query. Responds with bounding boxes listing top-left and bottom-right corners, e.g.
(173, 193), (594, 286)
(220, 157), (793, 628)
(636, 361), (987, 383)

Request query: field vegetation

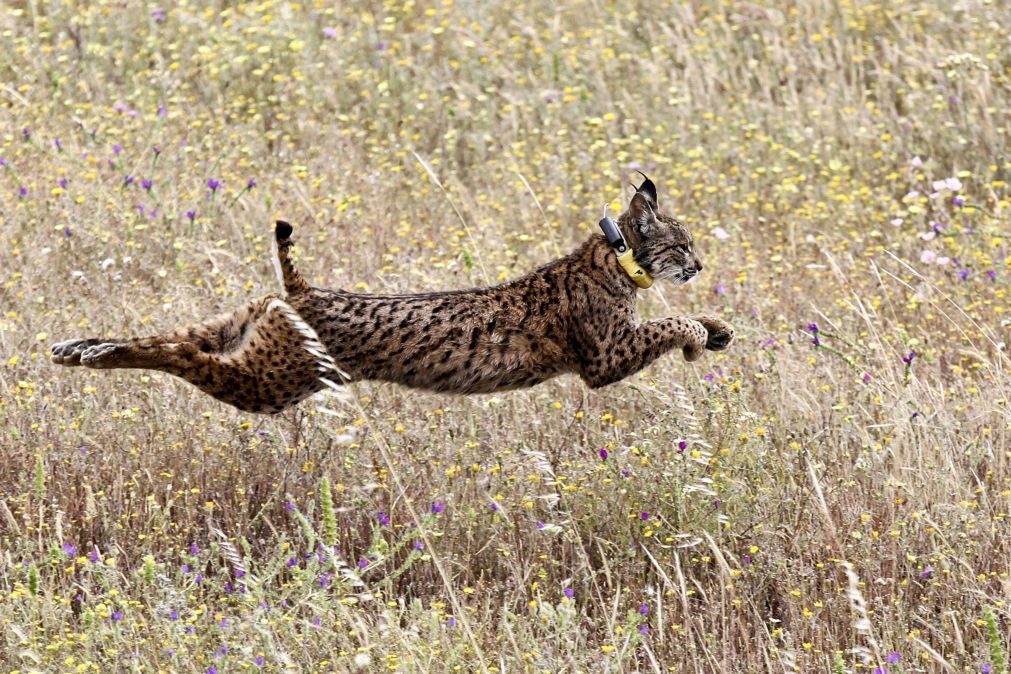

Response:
(1, 0), (1009, 671)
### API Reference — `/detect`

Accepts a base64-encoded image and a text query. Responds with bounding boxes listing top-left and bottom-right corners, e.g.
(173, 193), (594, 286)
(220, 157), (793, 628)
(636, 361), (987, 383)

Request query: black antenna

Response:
(598, 205), (627, 253)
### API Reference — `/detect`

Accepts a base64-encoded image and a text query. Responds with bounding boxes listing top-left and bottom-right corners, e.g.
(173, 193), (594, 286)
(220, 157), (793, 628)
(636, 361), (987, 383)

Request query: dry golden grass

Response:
(1, 0), (1009, 671)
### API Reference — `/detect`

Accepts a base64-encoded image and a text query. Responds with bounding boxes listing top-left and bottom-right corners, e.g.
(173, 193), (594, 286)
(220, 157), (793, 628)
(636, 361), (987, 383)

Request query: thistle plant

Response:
(984, 606), (1008, 674)
(319, 477), (338, 550)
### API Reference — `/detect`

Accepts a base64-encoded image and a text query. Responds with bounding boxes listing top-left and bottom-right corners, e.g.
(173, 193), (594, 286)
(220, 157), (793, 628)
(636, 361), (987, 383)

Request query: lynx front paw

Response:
(695, 316), (734, 351)
(51, 339), (102, 366)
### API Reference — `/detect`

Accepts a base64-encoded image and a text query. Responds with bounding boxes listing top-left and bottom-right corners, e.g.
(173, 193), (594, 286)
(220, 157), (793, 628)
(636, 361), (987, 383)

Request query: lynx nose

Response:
(696, 261), (704, 273)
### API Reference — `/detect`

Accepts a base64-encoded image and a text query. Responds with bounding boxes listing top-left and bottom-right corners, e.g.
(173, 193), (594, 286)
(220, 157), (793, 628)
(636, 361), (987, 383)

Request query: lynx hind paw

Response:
(79, 342), (126, 368)
(51, 339), (102, 366)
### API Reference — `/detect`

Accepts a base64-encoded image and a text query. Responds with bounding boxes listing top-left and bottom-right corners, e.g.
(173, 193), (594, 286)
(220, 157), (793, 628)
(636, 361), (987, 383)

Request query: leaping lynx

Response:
(51, 176), (734, 413)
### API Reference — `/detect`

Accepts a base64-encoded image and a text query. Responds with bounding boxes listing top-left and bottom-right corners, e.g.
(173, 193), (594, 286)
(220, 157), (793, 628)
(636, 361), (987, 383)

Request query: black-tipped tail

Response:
(275, 220), (294, 241)
(273, 220), (310, 295)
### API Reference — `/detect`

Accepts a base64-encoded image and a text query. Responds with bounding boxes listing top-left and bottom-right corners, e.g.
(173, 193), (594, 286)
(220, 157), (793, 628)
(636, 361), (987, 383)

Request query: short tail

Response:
(274, 220), (311, 295)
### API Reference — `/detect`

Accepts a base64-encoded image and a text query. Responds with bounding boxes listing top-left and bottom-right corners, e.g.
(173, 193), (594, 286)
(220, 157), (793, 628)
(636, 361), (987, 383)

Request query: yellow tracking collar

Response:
(616, 249), (654, 289)
(598, 209), (654, 289)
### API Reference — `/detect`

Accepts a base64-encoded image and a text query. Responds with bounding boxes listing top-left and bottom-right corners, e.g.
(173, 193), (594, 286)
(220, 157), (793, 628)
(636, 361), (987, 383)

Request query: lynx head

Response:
(620, 175), (703, 285)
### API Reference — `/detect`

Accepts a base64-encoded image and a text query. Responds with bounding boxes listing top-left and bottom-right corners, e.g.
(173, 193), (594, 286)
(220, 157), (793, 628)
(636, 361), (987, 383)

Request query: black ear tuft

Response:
(635, 171), (658, 207)
(275, 220), (293, 242)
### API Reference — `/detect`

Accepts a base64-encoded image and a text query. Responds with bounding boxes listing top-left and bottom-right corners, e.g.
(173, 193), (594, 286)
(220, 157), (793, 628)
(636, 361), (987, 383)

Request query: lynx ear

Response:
(635, 172), (658, 208)
(629, 192), (656, 235)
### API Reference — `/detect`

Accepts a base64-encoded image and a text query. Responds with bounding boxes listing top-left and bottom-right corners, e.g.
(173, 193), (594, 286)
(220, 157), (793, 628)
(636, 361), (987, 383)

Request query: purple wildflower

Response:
(920, 564), (933, 579)
(413, 541), (423, 551)
(599, 448), (608, 460)
(89, 548), (100, 563)
(564, 587), (574, 599)
(54, 138), (62, 150)
(431, 501), (445, 514)
(247, 178), (256, 189)
(490, 502), (498, 511)
(112, 610), (123, 622)
(186, 210), (196, 221)
(887, 652), (900, 664)
(124, 175), (135, 185)
(639, 602), (648, 615)
(448, 616), (456, 627)
(22, 128), (30, 140)
(639, 624), (649, 635)
(284, 500), (294, 511)
(358, 558), (368, 570)
(903, 351), (916, 364)
(377, 511), (390, 526)
(715, 282), (726, 295)
(113, 144), (121, 155)
(63, 541), (77, 556)
(323, 27), (338, 39)
(18, 187), (27, 197)
(286, 557), (297, 567)
(207, 178), (220, 192)
(640, 512), (649, 520)
(807, 323), (820, 346)
(151, 7), (166, 22)
(863, 373), (872, 383)
(255, 656), (265, 667)
(141, 178), (153, 191)
(952, 195), (965, 206)
(677, 440), (687, 452)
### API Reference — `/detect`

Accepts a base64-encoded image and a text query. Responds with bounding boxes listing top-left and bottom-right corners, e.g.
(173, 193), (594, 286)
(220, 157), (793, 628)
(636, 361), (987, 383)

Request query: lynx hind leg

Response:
(166, 298), (345, 413)
(210, 298), (348, 413)
(51, 299), (344, 414)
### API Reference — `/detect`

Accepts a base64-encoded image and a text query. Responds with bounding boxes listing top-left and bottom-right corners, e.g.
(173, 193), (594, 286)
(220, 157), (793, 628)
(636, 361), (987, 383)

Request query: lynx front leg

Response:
(51, 298), (340, 414)
(578, 316), (711, 388)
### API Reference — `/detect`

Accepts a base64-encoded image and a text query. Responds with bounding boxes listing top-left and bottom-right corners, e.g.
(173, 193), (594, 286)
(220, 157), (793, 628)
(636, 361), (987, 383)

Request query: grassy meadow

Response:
(1, 0), (1010, 671)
